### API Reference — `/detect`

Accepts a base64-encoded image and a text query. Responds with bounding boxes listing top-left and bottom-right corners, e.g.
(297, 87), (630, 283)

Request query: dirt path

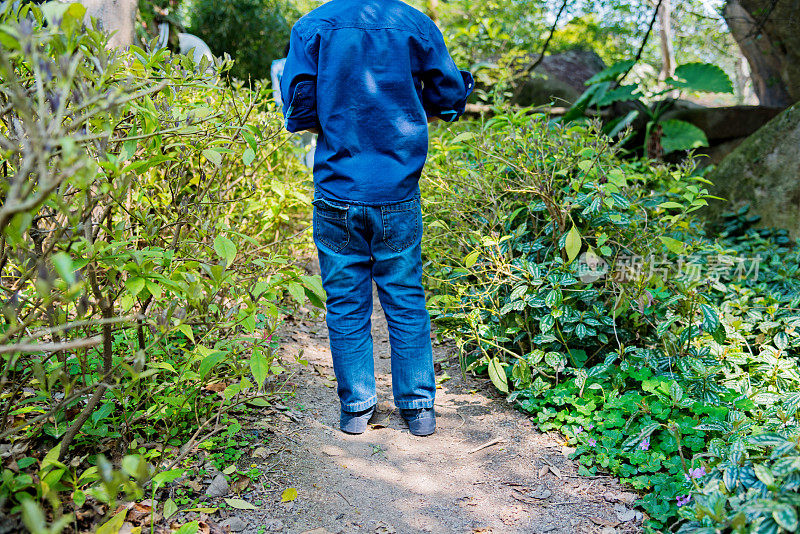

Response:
(220, 287), (644, 534)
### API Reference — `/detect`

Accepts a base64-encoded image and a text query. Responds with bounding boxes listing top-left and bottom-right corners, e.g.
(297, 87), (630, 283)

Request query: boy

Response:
(280, 0), (472, 436)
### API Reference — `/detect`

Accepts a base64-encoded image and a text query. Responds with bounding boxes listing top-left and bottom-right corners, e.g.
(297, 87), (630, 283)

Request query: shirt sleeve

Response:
(420, 23), (474, 122)
(280, 25), (320, 133)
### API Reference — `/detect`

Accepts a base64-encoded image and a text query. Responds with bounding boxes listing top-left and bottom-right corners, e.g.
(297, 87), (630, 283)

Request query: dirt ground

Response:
(201, 285), (646, 534)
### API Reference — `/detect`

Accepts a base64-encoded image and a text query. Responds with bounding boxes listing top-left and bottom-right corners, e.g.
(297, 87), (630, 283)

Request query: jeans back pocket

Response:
(381, 198), (421, 252)
(313, 199), (350, 252)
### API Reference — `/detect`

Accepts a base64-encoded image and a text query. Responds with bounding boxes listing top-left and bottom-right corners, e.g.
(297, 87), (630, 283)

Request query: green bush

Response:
(421, 111), (800, 531)
(0, 2), (319, 530)
(186, 0), (298, 82)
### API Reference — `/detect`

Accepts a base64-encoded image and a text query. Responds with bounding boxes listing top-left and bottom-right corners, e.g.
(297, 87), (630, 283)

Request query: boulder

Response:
(706, 104), (800, 238)
(662, 105), (784, 143)
(513, 50), (606, 107)
(724, 0), (800, 106)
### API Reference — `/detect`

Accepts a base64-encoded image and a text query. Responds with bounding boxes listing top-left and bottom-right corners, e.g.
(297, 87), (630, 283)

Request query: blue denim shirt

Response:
(280, 0), (473, 205)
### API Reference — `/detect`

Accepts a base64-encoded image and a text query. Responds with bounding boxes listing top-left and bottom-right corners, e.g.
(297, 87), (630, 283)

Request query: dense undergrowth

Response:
(422, 112), (800, 533)
(0, 4), (319, 532)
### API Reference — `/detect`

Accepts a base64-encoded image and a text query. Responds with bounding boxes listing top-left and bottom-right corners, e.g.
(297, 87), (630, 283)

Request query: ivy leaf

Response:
(487, 357), (508, 393)
(213, 235), (237, 266)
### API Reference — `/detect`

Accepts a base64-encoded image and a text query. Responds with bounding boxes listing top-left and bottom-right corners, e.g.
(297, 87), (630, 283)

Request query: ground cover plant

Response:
(0, 3), (321, 531)
(422, 112), (800, 533)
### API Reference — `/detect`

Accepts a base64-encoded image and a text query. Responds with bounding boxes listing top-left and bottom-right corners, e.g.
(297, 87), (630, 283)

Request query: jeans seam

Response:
(341, 396), (377, 412)
(395, 399), (434, 409)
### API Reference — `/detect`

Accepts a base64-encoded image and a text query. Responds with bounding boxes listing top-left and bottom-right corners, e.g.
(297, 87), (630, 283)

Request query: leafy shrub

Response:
(0, 2), (320, 530)
(421, 111), (800, 531)
(186, 0), (298, 82)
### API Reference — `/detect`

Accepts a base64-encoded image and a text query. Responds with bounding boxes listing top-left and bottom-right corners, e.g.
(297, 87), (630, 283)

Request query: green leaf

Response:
(224, 497), (257, 510)
(464, 250), (480, 268)
(659, 119), (708, 154)
(151, 468), (185, 491)
(451, 132), (476, 144)
(773, 505), (798, 532)
(488, 357), (508, 394)
(202, 148), (223, 166)
(95, 510), (127, 534)
(73, 489), (86, 508)
(300, 275), (326, 302)
(173, 522), (199, 534)
(699, 304), (719, 332)
(198, 351), (226, 379)
(668, 62), (734, 94)
(40, 443), (63, 473)
(585, 60), (635, 84)
(213, 235), (237, 266)
(596, 85), (640, 106)
(164, 498), (178, 520)
(658, 201), (684, 210)
(754, 463), (775, 487)
(52, 252), (75, 285)
(183, 507), (218, 514)
(250, 350), (269, 390)
(242, 148), (255, 166)
(281, 487), (298, 502)
(565, 225), (581, 262)
(604, 110), (639, 138)
(176, 324), (195, 343)
(659, 236), (686, 255)
(287, 282), (305, 305)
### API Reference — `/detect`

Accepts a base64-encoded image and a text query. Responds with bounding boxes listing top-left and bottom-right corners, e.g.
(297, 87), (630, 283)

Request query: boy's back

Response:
(280, 0), (471, 437)
(281, 0), (471, 204)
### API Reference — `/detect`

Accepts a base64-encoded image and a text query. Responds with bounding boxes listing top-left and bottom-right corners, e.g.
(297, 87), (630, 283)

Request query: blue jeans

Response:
(312, 196), (435, 412)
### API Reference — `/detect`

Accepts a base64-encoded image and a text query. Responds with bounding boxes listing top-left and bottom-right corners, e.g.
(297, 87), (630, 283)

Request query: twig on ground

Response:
(468, 438), (506, 454)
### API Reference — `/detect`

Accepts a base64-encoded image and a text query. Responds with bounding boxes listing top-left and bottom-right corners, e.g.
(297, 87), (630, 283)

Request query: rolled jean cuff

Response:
(395, 399), (435, 410)
(341, 396), (377, 412)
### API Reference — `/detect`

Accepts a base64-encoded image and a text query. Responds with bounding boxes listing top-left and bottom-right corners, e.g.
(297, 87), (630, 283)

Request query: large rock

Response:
(662, 105), (784, 143)
(513, 50), (606, 107)
(707, 104), (800, 237)
(724, 0), (800, 106)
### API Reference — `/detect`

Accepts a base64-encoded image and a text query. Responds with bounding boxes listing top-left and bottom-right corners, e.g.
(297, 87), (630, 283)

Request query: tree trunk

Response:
(78, 0), (139, 48)
(723, 0), (795, 107)
(657, 0), (674, 81)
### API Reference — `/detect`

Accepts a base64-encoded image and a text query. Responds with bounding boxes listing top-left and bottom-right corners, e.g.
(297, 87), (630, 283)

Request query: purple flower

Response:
(684, 467), (706, 481)
(639, 437), (650, 451)
(676, 495), (692, 507)
(586, 424), (594, 430)
(574, 426), (583, 434)
(588, 438), (597, 447)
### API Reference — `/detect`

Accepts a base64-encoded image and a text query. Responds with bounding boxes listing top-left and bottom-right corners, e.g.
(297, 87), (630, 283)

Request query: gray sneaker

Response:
(400, 407), (436, 436)
(340, 405), (375, 434)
